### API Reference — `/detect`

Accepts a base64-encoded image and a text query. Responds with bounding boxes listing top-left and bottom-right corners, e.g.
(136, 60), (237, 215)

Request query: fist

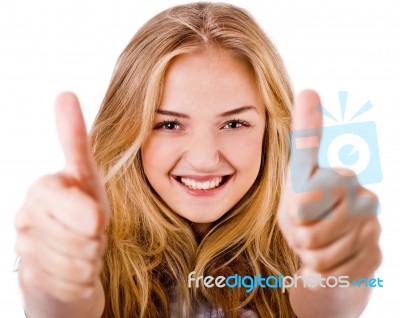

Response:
(278, 90), (382, 282)
(14, 93), (111, 303)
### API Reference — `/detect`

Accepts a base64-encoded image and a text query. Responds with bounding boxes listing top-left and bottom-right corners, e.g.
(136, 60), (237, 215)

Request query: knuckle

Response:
(70, 187), (104, 235)
(361, 218), (381, 242)
(312, 257), (327, 271)
(20, 266), (38, 289)
(367, 190), (379, 202)
(350, 227), (359, 247)
(59, 285), (95, 302)
(374, 246), (383, 269)
(357, 187), (380, 213)
(28, 175), (56, 194)
(79, 260), (97, 283)
(333, 167), (356, 177)
(358, 186), (378, 200)
(54, 286), (80, 303)
(14, 208), (30, 231)
(305, 250), (327, 271)
(87, 202), (105, 235)
(63, 259), (81, 278)
(86, 240), (102, 259)
(82, 286), (95, 299)
(64, 258), (96, 283)
(364, 245), (383, 271)
(287, 199), (300, 222)
(26, 174), (64, 206)
(15, 236), (32, 259)
(66, 234), (102, 260)
(370, 219), (382, 240)
(43, 277), (71, 302)
(297, 227), (319, 249)
(301, 251), (326, 271)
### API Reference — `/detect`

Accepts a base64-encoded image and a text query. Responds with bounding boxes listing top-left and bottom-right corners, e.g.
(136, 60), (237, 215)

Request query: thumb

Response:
(290, 89), (323, 183)
(55, 92), (96, 180)
(55, 92), (112, 228)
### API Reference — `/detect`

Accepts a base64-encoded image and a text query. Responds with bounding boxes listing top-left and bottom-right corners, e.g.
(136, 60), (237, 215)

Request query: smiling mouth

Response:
(174, 175), (231, 190)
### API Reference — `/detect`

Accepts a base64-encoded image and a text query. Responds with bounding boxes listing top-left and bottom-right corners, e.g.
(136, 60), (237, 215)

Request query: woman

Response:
(15, 2), (381, 317)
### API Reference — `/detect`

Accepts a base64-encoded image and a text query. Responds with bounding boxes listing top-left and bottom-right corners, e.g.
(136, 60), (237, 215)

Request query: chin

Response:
(180, 210), (226, 225)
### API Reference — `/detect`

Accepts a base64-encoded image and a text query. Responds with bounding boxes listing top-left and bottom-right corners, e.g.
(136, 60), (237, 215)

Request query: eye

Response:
(222, 120), (250, 129)
(154, 120), (182, 131)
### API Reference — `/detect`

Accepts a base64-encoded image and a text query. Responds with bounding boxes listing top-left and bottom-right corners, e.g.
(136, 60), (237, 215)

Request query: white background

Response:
(1, 0), (399, 316)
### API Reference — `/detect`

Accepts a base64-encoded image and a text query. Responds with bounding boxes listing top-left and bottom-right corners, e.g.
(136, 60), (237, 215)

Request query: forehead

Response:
(159, 49), (261, 113)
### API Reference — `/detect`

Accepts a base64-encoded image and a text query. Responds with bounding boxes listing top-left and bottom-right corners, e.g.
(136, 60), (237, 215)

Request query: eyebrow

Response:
(156, 105), (258, 118)
(218, 105), (258, 117)
(156, 109), (189, 118)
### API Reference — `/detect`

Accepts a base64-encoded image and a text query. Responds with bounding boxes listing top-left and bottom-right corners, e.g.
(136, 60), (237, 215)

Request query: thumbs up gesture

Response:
(278, 90), (382, 316)
(14, 93), (110, 316)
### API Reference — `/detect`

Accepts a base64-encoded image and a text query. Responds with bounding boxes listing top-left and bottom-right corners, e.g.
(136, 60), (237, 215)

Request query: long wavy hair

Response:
(89, 2), (299, 317)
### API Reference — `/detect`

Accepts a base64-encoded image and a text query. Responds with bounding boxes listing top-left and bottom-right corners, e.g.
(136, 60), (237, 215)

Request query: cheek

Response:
(221, 133), (264, 173)
(141, 137), (180, 176)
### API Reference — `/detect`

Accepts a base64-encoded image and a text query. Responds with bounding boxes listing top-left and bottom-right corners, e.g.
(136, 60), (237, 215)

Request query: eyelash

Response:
(153, 119), (250, 131)
(222, 119), (250, 129)
(153, 120), (183, 131)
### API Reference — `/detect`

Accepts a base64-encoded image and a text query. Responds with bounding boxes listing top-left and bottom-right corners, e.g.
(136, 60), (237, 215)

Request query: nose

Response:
(184, 129), (220, 172)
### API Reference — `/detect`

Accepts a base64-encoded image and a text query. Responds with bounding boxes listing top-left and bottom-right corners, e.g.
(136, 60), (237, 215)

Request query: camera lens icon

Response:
(319, 121), (382, 185)
(327, 133), (370, 176)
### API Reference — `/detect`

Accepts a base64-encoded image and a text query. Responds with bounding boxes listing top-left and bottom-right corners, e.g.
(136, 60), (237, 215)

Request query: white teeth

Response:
(180, 177), (224, 190)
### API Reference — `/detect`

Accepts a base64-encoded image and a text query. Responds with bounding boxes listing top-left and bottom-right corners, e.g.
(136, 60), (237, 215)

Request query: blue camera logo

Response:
(318, 121), (382, 185)
(290, 91), (382, 218)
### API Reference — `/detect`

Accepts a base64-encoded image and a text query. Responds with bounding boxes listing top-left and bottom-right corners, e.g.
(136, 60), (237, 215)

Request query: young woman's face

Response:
(141, 49), (266, 234)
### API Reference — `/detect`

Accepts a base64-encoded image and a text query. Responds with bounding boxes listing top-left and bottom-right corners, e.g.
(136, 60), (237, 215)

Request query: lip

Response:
(172, 174), (233, 197)
(175, 174), (225, 181)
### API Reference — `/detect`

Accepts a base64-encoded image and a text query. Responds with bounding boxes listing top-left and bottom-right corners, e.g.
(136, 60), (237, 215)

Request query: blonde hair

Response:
(89, 2), (298, 317)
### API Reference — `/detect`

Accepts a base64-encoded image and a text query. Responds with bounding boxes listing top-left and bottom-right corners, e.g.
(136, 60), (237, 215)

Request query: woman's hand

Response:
(278, 90), (382, 318)
(14, 93), (110, 317)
